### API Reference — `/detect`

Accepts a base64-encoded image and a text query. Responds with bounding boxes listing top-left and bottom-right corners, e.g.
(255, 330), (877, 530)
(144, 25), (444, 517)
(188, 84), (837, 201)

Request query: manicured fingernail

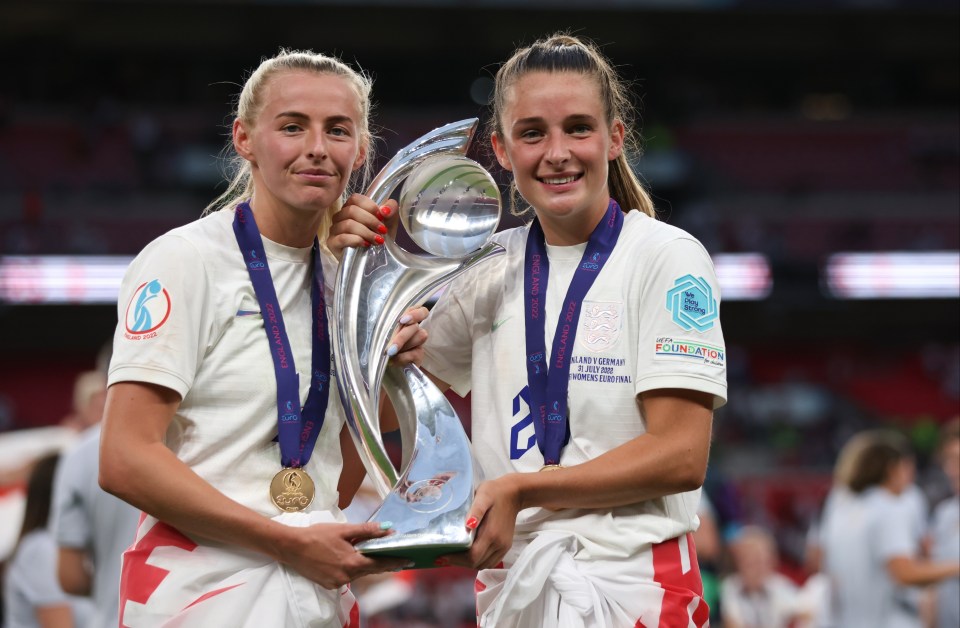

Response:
(377, 223), (388, 234)
(434, 558), (448, 567)
(399, 314), (413, 325)
(386, 344), (398, 357)
(465, 517), (479, 530)
(362, 240), (371, 248)
(379, 521), (394, 530)
(374, 235), (385, 245)
(379, 205), (392, 217)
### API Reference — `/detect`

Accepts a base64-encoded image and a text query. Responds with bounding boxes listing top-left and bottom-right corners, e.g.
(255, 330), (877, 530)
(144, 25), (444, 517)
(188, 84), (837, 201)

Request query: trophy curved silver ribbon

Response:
(332, 119), (504, 567)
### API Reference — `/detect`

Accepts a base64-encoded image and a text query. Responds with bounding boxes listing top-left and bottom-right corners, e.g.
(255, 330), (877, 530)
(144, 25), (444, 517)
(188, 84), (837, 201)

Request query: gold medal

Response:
(539, 464), (564, 472)
(270, 468), (315, 512)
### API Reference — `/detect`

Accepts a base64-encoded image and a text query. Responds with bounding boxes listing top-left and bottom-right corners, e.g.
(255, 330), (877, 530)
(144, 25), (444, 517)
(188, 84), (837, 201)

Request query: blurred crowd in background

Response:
(0, 0), (957, 626)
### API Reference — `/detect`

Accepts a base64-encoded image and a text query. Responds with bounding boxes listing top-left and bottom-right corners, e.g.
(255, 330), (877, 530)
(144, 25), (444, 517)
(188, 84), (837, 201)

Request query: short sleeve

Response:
(421, 276), (476, 397)
(51, 436), (95, 549)
(108, 234), (214, 398)
(14, 533), (71, 607)
(634, 238), (727, 407)
(874, 497), (916, 561)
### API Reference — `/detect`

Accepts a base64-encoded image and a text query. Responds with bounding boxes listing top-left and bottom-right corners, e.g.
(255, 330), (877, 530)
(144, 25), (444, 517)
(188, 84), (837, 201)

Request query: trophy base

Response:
(357, 543), (471, 570)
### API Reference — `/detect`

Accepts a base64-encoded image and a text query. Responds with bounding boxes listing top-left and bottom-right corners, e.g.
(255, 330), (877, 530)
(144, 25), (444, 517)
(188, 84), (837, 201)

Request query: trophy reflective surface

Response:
(332, 119), (504, 567)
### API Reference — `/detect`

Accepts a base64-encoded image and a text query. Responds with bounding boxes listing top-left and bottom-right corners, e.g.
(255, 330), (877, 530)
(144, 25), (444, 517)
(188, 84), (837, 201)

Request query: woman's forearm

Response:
(511, 390), (713, 511)
(888, 555), (960, 586)
(99, 434), (292, 561)
(99, 382), (294, 562)
(57, 547), (92, 596)
(509, 433), (707, 511)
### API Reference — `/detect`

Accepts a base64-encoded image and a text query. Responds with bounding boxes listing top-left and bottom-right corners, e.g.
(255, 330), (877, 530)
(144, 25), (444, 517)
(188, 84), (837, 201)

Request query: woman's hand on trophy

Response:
(438, 474), (522, 571)
(386, 306), (429, 366)
(328, 194), (398, 260)
(279, 521), (411, 588)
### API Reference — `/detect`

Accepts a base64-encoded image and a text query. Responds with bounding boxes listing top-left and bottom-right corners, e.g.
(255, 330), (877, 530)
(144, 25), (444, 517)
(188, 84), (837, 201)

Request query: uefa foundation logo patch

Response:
(666, 274), (718, 332)
(654, 337), (726, 368)
(124, 279), (171, 339)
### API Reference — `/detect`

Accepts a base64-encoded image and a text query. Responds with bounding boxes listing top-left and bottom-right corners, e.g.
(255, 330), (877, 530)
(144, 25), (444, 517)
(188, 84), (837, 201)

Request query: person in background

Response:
(0, 368), (115, 620)
(3, 453), (93, 628)
(927, 419), (960, 628)
(51, 370), (140, 628)
(0, 367), (109, 493)
(802, 429), (877, 628)
(819, 429), (960, 628)
(98, 49), (425, 627)
(59, 372), (108, 436)
(720, 525), (806, 628)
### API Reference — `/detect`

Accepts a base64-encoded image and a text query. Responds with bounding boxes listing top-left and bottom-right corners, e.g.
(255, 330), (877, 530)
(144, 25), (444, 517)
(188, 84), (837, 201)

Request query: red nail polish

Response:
(379, 205), (392, 217)
(362, 240), (371, 248)
(465, 517), (479, 530)
(377, 223), (388, 234)
(374, 235), (385, 245)
(434, 558), (448, 567)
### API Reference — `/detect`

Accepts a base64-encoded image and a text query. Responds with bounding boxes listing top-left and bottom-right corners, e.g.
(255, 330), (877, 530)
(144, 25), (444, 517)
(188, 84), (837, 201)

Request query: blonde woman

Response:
(99, 50), (425, 627)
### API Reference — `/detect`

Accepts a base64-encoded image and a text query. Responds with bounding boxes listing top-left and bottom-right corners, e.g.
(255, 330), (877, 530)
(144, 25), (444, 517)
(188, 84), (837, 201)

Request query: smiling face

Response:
(492, 71), (624, 245)
(233, 70), (366, 235)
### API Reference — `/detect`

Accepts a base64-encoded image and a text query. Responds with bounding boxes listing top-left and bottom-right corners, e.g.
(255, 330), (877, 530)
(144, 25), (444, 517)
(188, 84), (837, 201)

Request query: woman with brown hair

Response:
(3, 453), (92, 628)
(820, 429), (960, 628)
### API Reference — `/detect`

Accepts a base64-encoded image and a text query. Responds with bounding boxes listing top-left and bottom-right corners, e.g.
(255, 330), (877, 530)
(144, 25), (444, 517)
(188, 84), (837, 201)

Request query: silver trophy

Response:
(332, 119), (504, 567)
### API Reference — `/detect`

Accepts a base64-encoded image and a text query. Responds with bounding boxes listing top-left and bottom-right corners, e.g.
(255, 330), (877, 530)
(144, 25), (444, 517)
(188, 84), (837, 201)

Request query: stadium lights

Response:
(0, 252), (775, 305)
(824, 251), (960, 299)
(0, 255), (132, 305)
(712, 253), (772, 301)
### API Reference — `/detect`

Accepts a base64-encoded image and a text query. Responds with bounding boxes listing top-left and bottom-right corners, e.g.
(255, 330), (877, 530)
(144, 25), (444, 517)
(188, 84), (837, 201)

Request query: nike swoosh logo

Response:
(492, 317), (511, 332)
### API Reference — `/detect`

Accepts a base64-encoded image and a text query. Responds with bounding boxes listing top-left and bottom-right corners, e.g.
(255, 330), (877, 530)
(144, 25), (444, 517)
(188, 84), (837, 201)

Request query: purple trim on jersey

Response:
(232, 202), (330, 469)
(523, 199), (623, 466)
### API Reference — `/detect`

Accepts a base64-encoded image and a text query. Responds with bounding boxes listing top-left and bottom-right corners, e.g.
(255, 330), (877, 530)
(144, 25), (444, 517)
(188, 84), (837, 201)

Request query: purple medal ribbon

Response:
(523, 199), (624, 466)
(233, 202), (330, 469)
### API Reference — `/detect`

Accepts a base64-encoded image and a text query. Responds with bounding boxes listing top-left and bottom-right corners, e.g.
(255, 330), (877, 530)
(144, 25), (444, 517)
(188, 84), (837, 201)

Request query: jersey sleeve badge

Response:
(666, 274), (718, 333)
(123, 279), (171, 339)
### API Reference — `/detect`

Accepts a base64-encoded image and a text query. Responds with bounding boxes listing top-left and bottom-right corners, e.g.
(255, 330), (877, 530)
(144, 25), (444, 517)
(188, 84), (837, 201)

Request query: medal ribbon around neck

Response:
(523, 198), (624, 466)
(233, 202), (330, 469)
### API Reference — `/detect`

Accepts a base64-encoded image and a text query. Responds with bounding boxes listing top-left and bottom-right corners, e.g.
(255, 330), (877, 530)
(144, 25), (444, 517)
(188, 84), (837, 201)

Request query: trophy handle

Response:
(334, 240), (503, 497)
(332, 118), (504, 498)
(365, 119), (478, 207)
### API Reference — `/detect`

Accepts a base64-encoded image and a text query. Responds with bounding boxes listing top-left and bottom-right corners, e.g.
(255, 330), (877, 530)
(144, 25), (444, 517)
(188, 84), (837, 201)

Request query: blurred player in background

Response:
(927, 419), (960, 628)
(720, 525), (808, 628)
(819, 429), (960, 628)
(3, 453), (93, 628)
(51, 370), (140, 628)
